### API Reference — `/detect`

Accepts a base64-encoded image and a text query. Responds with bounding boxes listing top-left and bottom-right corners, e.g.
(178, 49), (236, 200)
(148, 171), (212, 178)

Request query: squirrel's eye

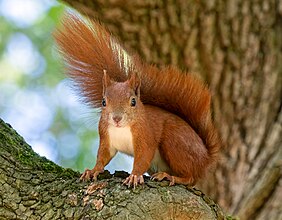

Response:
(131, 97), (136, 107)
(102, 98), (106, 107)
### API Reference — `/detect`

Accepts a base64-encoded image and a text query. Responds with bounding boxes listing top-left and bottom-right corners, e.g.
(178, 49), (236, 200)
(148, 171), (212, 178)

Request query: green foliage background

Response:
(0, 2), (103, 172)
(0, 0), (131, 173)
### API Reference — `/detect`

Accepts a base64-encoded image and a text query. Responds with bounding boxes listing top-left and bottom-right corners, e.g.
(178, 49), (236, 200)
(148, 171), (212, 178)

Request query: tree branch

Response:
(0, 118), (226, 219)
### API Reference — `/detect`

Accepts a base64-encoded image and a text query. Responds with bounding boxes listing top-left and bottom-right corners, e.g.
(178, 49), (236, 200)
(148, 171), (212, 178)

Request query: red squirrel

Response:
(54, 12), (221, 187)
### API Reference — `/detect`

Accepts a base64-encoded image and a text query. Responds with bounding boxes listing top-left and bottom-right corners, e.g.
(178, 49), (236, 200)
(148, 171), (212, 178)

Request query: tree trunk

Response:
(0, 119), (226, 219)
(61, 0), (282, 219)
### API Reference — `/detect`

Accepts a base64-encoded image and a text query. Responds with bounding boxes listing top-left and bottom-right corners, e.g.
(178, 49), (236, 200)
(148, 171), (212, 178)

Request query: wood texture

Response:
(60, 0), (282, 219)
(0, 119), (225, 219)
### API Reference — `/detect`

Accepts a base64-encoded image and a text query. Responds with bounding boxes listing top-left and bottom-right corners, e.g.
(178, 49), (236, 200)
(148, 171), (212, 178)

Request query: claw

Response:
(80, 169), (92, 181)
(123, 174), (144, 188)
(151, 172), (175, 186)
(80, 169), (104, 182)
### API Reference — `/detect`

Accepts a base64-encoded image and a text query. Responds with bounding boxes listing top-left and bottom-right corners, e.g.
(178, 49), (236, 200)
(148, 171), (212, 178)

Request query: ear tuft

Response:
(129, 72), (141, 97)
(102, 69), (112, 95)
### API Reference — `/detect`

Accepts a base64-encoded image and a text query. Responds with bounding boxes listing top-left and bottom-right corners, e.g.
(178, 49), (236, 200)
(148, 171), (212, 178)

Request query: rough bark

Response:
(60, 1), (282, 220)
(0, 118), (226, 219)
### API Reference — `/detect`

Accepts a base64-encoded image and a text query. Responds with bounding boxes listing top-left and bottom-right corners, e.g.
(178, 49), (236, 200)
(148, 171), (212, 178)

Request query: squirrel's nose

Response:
(113, 115), (122, 123)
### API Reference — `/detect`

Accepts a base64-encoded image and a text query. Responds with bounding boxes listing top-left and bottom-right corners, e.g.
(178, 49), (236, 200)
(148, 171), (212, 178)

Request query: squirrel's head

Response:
(101, 70), (142, 128)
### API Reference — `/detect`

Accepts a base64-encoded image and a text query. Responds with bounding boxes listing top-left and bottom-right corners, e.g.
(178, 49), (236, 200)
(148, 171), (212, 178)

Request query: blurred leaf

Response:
(0, 2), (127, 173)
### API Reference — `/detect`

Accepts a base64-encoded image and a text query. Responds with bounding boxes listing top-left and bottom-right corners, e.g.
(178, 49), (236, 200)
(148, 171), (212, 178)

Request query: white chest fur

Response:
(108, 126), (134, 156)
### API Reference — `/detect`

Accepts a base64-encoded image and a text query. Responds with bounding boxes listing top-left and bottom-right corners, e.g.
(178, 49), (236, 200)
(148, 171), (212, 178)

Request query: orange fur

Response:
(54, 12), (221, 186)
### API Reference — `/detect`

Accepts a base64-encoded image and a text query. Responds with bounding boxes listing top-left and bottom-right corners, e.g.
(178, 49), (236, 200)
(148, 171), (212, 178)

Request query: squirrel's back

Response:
(54, 12), (220, 164)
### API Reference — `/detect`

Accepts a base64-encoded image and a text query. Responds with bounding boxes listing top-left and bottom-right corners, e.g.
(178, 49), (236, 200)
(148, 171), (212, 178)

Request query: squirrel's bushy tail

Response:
(54, 12), (137, 107)
(54, 12), (220, 163)
(141, 65), (221, 163)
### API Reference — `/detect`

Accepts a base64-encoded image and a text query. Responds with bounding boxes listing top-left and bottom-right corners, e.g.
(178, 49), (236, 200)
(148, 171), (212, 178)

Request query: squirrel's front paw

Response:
(80, 169), (103, 181)
(123, 174), (144, 188)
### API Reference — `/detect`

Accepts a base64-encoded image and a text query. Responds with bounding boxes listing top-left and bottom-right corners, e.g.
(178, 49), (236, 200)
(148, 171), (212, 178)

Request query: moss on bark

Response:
(0, 118), (227, 219)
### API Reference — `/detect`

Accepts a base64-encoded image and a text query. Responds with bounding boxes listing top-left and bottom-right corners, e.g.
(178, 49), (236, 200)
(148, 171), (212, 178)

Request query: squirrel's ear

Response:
(102, 70), (112, 95)
(129, 72), (141, 97)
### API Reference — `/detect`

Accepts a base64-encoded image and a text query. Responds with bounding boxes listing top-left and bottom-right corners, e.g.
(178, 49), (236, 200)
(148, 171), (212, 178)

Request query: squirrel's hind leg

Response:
(156, 116), (210, 185)
(151, 172), (195, 186)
